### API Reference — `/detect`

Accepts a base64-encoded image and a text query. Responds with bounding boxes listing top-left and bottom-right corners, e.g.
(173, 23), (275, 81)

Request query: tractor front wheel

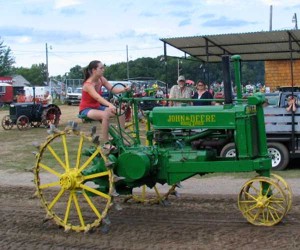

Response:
(1, 115), (13, 130)
(238, 176), (288, 226)
(16, 115), (30, 130)
(270, 173), (292, 213)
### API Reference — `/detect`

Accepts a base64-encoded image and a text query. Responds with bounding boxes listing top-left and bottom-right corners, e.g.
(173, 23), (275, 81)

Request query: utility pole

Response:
(177, 59), (182, 78)
(269, 5), (273, 31)
(46, 43), (49, 83)
(45, 43), (51, 94)
(292, 13), (298, 29)
(126, 45), (129, 80)
(46, 43), (53, 94)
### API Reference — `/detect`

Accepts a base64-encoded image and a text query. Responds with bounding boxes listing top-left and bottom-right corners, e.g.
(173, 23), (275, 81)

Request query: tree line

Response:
(0, 38), (264, 88)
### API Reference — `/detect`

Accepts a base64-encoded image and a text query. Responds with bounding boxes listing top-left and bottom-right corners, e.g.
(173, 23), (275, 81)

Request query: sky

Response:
(0, 0), (299, 77)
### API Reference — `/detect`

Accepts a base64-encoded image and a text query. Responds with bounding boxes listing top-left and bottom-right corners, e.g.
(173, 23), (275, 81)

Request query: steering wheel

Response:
(109, 83), (131, 117)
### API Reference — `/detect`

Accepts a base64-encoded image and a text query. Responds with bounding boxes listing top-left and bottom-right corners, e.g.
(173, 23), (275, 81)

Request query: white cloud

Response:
(54, 0), (82, 9)
(0, 0), (299, 76)
(18, 36), (32, 44)
(261, 0), (300, 6)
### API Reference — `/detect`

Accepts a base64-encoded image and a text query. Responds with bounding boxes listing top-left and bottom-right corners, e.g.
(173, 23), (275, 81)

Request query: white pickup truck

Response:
(220, 91), (300, 170)
(65, 87), (82, 105)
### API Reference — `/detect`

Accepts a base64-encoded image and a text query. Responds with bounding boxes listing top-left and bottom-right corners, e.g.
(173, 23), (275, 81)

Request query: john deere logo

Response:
(167, 114), (216, 126)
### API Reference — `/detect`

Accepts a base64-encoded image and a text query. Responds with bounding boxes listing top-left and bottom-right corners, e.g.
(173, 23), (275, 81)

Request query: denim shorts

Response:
(79, 105), (107, 116)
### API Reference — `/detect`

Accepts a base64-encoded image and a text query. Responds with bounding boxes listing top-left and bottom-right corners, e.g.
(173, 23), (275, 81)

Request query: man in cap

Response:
(169, 75), (193, 106)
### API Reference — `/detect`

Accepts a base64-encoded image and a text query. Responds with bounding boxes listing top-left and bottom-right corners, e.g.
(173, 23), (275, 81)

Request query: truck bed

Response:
(264, 107), (300, 133)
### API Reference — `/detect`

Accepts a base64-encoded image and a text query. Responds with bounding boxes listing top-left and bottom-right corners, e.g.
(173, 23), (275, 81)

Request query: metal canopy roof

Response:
(160, 30), (300, 62)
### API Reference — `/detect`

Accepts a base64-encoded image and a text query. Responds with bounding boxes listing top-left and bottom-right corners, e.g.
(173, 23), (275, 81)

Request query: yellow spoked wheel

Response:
(270, 173), (293, 213)
(34, 128), (114, 232)
(124, 184), (177, 205)
(238, 177), (288, 226)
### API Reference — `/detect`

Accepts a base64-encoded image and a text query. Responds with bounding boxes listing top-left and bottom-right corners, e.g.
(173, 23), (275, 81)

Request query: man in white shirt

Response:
(43, 91), (53, 104)
(169, 75), (192, 106)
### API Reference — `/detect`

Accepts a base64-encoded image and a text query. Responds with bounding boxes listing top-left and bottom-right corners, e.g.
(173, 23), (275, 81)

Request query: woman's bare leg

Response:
(87, 109), (111, 142)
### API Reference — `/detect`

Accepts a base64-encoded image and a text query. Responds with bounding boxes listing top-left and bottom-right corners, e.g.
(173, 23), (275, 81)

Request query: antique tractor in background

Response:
(33, 55), (292, 233)
(1, 89), (61, 130)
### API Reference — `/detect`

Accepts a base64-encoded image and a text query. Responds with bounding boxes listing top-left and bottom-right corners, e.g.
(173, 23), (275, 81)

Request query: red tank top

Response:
(79, 81), (103, 112)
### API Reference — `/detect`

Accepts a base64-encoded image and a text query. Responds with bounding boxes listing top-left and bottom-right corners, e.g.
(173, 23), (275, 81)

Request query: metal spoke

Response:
(39, 181), (60, 189)
(64, 192), (73, 225)
(48, 188), (65, 210)
(83, 191), (102, 219)
(82, 171), (109, 181)
(72, 192), (85, 227)
(38, 162), (61, 177)
(47, 145), (66, 170)
(80, 184), (111, 200)
(62, 134), (70, 171)
(78, 149), (100, 173)
(243, 190), (257, 201)
(75, 135), (84, 169)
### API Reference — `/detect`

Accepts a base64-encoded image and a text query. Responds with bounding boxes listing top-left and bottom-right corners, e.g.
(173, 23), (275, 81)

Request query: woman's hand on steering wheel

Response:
(109, 83), (131, 116)
(107, 103), (117, 114)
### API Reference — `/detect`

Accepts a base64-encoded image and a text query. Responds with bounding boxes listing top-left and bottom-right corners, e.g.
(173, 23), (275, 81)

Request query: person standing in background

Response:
(169, 75), (192, 106)
(192, 80), (214, 106)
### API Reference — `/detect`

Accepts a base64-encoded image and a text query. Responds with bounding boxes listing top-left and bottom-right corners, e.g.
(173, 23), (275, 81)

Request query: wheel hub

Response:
(256, 195), (268, 208)
(60, 170), (82, 190)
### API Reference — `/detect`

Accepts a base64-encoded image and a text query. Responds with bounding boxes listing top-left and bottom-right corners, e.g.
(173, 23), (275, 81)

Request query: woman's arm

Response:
(102, 77), (130, 94)
(84, 83), (114, 108)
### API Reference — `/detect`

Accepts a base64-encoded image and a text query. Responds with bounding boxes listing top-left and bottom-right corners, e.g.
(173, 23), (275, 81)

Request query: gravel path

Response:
(1, 169), (299, 196)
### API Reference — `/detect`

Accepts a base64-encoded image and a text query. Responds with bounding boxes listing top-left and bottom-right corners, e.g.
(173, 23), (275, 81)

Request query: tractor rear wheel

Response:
(42, 105), (61, 127)
(16, 115), (30, 130)
(238, 176), (288, 226)
(1, 115), (13, 130)
(33, 127), (114, 232)
(124, 184), (178, 205)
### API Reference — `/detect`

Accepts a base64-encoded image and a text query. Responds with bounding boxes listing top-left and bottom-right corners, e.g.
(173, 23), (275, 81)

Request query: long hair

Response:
(83, 60), (101, 82)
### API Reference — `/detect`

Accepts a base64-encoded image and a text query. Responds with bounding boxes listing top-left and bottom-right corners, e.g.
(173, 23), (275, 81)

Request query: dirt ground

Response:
(1, 185), (300, 250)
(1, 105), (300, 249)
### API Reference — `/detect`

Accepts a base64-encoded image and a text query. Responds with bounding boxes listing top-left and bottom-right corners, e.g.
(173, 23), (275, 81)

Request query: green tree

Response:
(61, 56), (265, 88)
(0, 38), (15, 76)
(67, 65), (84, 79)
(13, 63), (47, 86)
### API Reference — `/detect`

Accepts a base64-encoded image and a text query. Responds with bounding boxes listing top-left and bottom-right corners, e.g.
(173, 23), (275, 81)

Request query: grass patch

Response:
(1, 107), (300, 178)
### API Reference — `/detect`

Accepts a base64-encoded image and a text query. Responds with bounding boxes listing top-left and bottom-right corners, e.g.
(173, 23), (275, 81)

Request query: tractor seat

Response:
(77, 114), (94, 123)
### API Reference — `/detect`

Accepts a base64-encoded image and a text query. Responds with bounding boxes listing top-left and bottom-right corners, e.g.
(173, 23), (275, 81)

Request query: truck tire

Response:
(267, 142), (289, 171)
(220, 143), (236, 158)
(220, 142), (289, 171)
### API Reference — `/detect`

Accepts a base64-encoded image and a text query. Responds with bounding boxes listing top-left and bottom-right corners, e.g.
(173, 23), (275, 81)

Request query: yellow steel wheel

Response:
(270, 173), (292, 213)
(238, 177), (288, 226)
(124, 184), (177, 205)
(34, 128), (114, 232)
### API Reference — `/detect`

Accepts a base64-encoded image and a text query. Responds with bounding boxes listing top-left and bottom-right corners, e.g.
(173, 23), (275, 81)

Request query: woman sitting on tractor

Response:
(79, 60), (130, 148)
